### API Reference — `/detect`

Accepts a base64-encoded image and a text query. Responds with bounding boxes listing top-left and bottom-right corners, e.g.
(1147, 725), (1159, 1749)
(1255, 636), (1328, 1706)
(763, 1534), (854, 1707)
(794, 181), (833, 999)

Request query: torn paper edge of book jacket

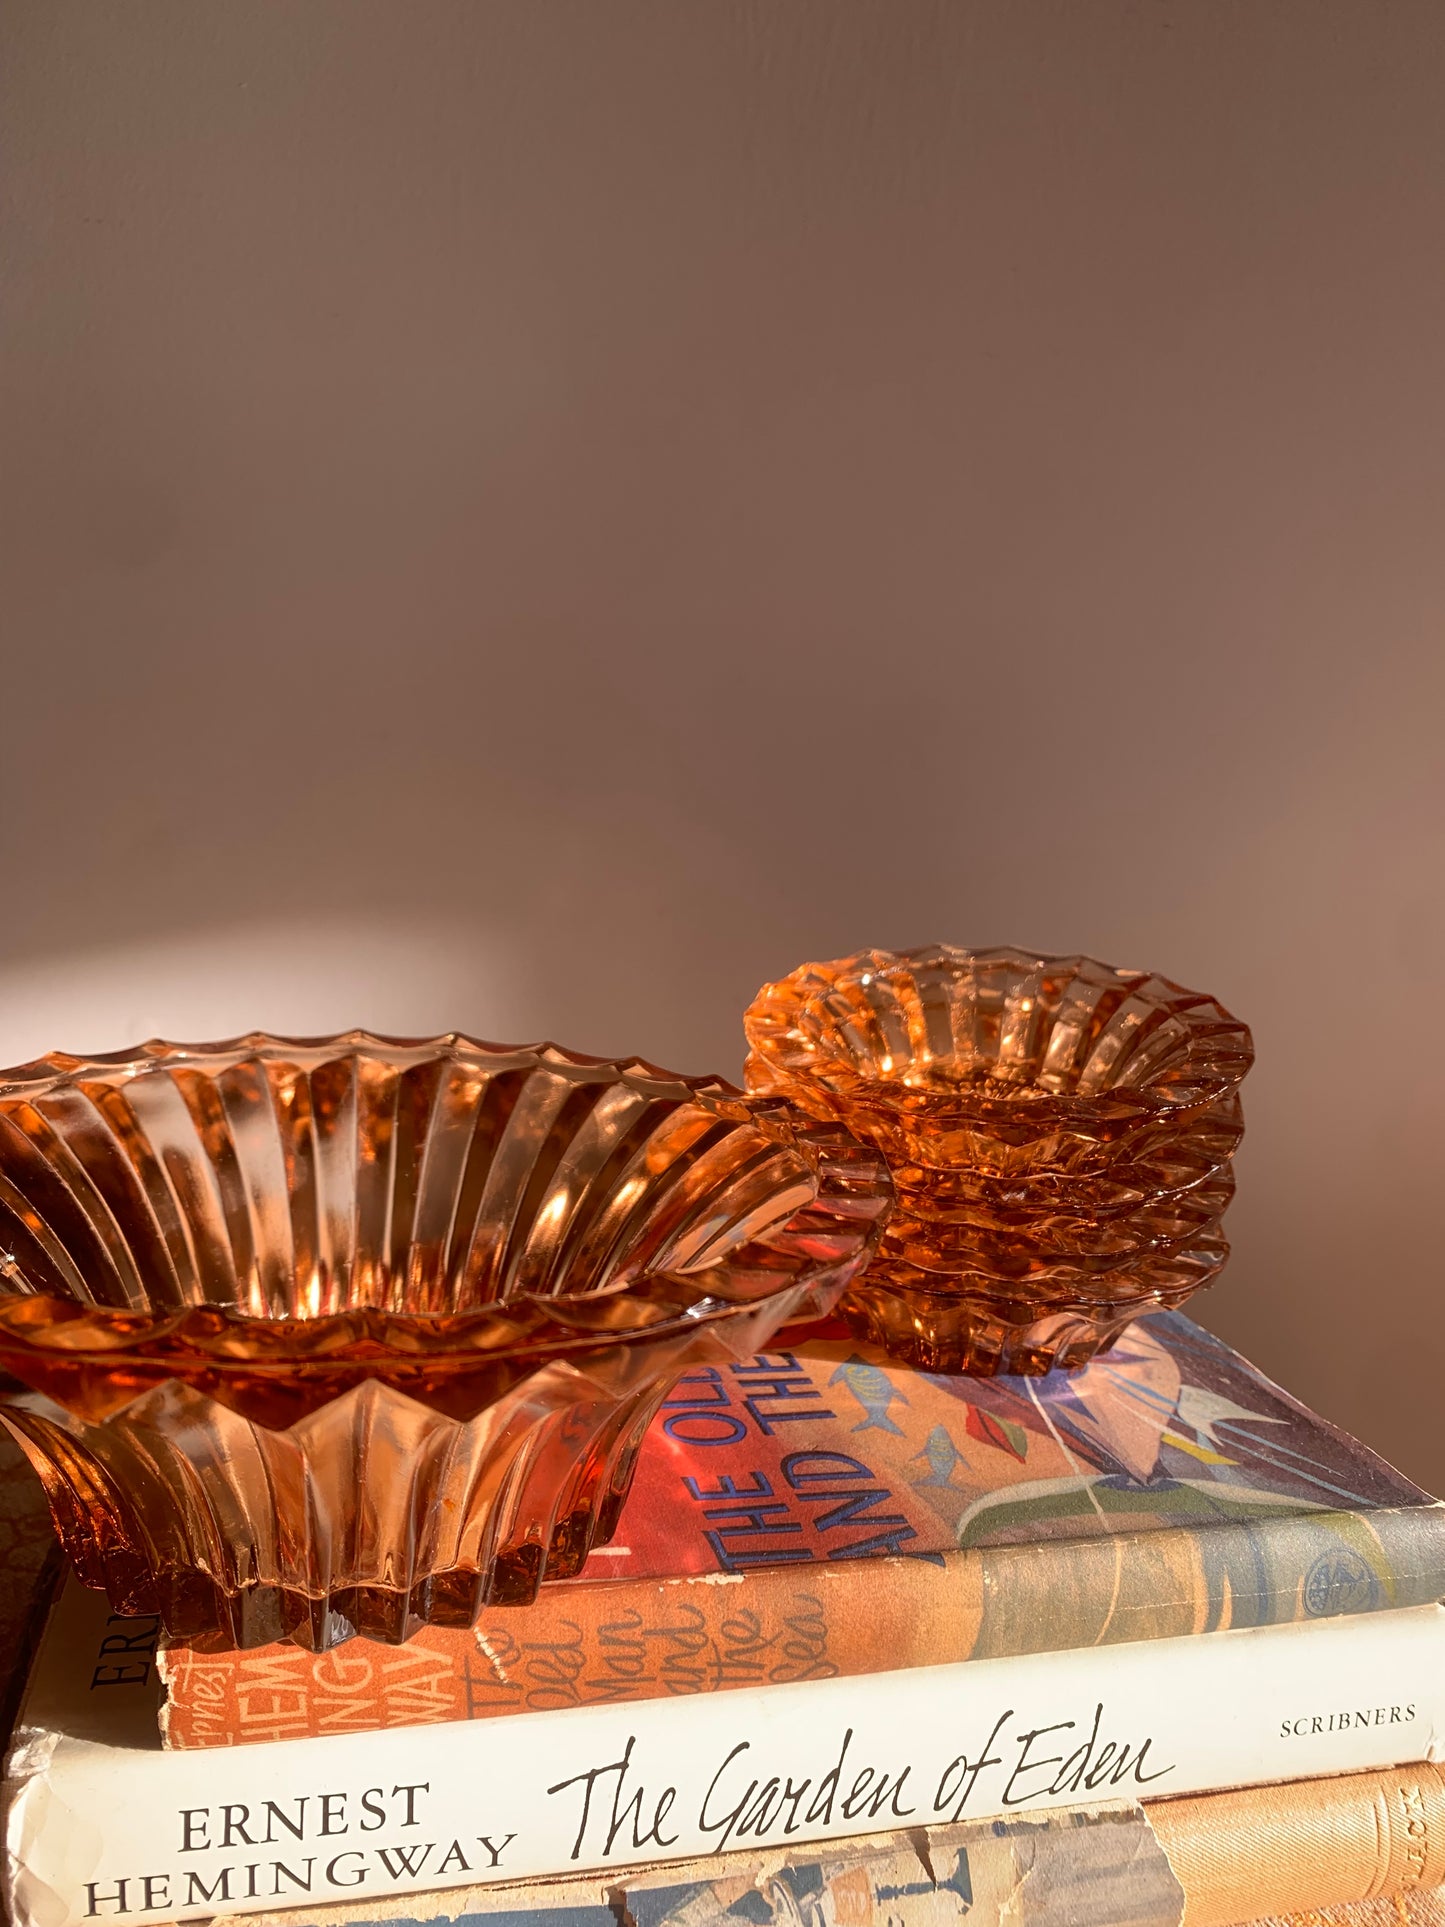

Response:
(247, 1806), (1192, 1927)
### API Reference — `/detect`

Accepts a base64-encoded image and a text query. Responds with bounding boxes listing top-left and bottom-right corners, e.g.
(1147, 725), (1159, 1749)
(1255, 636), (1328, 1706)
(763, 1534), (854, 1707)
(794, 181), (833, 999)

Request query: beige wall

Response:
(3, 4), (1444, 1484)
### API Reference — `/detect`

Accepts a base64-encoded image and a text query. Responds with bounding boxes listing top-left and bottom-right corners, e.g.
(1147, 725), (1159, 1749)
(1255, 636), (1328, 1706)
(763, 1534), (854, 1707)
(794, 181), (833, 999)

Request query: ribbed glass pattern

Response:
(745, 947), (1251, 1375)
(0, 1033), (889, 1648)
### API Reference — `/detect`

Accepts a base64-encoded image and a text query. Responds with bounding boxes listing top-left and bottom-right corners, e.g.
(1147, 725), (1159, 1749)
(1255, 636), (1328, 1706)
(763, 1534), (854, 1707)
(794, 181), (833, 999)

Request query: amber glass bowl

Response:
(0, 1033), (889, 1650)
(745, 946), (1251, 1375)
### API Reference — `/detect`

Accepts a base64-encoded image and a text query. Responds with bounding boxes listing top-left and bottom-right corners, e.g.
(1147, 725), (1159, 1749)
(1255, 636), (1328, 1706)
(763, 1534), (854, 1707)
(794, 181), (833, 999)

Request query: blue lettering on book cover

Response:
(661, 1357), (918, 1571)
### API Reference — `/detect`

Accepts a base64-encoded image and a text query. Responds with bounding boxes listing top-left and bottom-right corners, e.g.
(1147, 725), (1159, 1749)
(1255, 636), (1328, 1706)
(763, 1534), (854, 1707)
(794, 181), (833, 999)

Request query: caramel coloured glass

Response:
(0, 1033), (889, 1649)
(744, 946), (1252, 1374)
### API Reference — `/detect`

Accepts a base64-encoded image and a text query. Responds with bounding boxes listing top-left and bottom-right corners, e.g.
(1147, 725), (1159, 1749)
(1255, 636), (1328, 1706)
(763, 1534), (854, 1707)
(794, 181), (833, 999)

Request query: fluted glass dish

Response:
(0, 1033), (889, 1650)
(745, 946), (1251, 1374)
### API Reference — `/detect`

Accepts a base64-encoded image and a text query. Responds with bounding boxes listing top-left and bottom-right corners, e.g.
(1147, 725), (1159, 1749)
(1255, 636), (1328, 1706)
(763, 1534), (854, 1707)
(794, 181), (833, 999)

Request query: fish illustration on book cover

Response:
(601, 1311), (1436, 1638)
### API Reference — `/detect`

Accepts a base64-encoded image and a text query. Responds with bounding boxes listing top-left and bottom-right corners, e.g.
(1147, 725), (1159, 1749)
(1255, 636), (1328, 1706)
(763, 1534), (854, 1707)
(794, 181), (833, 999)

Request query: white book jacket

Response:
(5, 1577), (1445, 1927)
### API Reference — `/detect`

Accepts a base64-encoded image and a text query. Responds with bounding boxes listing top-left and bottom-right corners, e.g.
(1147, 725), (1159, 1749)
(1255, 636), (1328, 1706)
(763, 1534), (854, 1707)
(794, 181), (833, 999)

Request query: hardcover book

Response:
(158, 1312), (1445, 1746)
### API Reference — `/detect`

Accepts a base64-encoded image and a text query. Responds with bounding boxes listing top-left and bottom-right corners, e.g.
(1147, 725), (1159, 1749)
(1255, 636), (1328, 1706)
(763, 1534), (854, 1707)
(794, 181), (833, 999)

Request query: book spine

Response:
(158, 1503), (1445, 1748)
(10, 1605), (1445, 1927)
(1150, 1760), (1445, 1927)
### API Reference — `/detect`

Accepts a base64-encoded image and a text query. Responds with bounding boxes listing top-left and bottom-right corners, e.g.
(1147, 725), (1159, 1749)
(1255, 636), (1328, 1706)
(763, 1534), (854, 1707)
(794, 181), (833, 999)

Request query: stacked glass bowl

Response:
(745, 945), (1253, 1375)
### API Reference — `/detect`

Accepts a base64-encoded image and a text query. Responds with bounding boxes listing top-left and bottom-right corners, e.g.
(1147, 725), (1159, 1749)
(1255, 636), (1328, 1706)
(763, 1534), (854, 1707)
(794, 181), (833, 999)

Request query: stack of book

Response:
(4, 1312), (1445, 1927)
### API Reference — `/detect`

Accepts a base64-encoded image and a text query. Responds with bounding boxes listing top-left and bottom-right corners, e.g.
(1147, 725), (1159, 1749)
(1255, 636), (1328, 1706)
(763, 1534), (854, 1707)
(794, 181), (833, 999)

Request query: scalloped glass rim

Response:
(833, 1282), (1197, 1377)
(887, 1092), (1244, 1219)
(879, 1165), (1233, 1271)
(744, 945), (1254, 1145)
(865, 1223), (1229, 1301)
(0, 1030), (891, 1426)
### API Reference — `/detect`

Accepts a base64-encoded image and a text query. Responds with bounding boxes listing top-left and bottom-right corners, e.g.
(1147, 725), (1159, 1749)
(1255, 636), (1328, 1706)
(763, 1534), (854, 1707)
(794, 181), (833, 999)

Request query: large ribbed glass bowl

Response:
(745, 946), (1251, 1374)
(0, 1033), (889, 1650)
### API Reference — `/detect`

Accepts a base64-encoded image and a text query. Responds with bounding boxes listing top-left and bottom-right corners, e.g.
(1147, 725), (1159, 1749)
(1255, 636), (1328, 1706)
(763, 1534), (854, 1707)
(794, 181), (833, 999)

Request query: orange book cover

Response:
(1153, 1763), (1445, 1925)
(158, 1312), (1445, 1747)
